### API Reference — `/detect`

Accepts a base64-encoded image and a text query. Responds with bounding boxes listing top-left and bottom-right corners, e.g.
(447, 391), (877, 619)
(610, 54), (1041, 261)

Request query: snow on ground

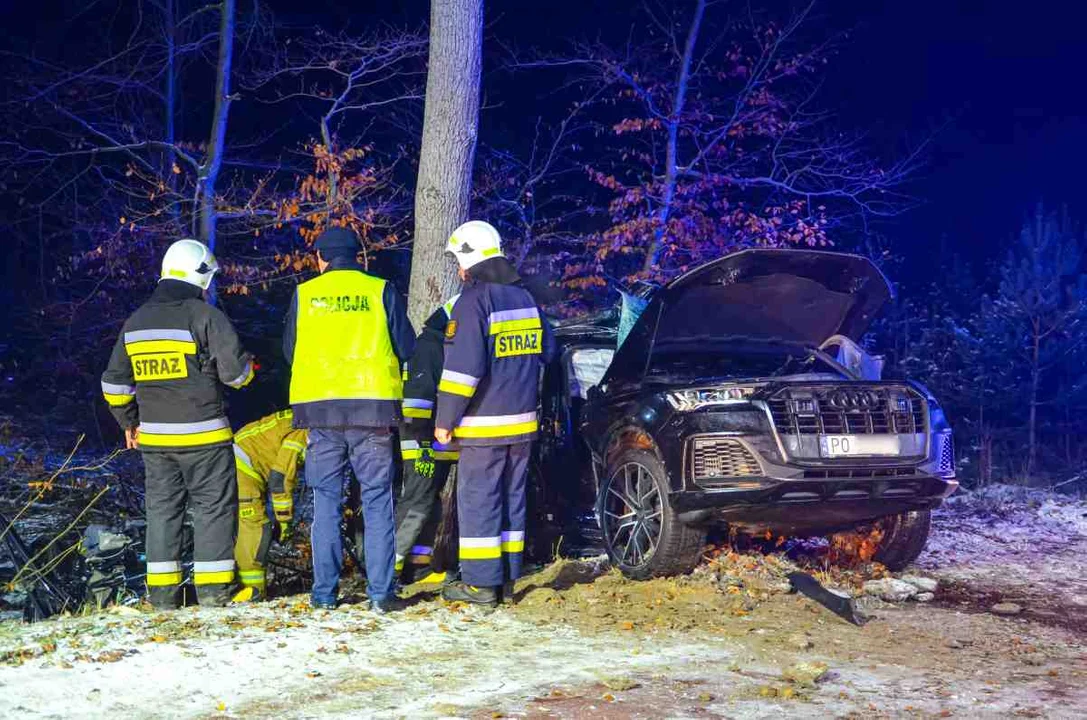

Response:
(2, 484), (1086, 718)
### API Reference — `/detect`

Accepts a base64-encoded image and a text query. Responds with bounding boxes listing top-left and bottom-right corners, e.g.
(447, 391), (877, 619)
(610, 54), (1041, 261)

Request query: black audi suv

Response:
(531, 249), (957, 579)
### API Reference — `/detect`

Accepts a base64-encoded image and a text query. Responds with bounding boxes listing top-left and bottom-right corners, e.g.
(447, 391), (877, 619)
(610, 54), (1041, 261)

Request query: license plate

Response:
(819, 434), (901, 457)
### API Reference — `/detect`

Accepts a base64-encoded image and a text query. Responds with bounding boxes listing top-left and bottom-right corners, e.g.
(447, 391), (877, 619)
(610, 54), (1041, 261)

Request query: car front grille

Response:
(766, 385), (926, 436)
(690, 437), (761, 480)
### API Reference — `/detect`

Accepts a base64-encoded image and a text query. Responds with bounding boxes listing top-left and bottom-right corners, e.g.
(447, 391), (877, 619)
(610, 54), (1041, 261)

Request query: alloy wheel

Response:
(601, 461), (663, 568)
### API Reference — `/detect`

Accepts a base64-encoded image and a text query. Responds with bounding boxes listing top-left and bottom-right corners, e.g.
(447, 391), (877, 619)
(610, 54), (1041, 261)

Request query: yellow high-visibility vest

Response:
(289, 270), (403, 405)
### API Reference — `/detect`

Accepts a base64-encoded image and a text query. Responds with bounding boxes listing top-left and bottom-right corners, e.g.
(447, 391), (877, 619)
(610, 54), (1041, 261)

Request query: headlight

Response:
(665, 386), (757, 411)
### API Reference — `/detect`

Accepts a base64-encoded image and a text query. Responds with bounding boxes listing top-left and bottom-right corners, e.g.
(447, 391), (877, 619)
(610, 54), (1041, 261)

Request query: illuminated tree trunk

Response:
(197, 0), (236, 256)
(643, 0), (705, 274)
(408, 0), (483, 328)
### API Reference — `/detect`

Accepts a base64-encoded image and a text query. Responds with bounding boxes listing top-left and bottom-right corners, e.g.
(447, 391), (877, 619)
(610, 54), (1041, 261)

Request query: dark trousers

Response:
(307, 427), (396, 604)
(456, 442), (530, 587)
(395, 459), (454, 575)
(142, 446), (237, 607)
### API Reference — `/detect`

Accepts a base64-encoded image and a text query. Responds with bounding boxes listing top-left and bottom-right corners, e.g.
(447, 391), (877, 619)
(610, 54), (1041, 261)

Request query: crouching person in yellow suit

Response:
(231, 410), (307, 602)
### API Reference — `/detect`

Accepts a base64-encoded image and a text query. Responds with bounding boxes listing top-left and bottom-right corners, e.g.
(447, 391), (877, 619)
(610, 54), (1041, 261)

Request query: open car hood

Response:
(602, 249), (893, 386)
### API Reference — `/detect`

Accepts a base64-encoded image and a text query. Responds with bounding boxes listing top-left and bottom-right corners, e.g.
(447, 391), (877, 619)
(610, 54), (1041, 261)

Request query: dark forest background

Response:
(2, 0), (1086, 489)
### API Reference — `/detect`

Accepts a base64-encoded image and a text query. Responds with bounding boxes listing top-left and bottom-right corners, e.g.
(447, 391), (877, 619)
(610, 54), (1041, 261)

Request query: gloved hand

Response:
(414, 448), (436, 479)
(277, 521), (291, 544)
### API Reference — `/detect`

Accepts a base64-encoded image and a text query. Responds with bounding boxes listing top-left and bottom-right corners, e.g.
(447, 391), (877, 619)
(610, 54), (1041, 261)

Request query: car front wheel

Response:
(598, 448), (706, 580)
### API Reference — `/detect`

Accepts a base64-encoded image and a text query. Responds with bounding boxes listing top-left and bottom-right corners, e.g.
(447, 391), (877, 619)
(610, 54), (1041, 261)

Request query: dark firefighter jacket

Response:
(282, 256), (415, 428)
(435, 261), (556, 446)
(101, 279), (254, 451)
(401, 296), (460, 461)
(233, 409), (308, 495)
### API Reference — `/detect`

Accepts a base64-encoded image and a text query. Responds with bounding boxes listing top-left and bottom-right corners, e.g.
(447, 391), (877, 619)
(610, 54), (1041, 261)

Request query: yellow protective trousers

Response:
(233, 458), (273, 592)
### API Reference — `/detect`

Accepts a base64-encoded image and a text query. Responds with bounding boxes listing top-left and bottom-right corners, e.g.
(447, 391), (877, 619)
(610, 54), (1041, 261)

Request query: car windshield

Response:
(644, 343), (846, 383)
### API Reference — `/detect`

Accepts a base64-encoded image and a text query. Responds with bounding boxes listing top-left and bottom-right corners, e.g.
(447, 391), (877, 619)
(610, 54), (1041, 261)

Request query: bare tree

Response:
(407, 0), (484, 327)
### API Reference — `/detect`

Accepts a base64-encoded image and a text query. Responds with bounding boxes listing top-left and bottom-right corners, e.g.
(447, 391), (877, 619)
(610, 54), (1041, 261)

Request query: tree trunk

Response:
(198, 0), (236, 256)
(407, 0), (483, 329)
(1026, 320), (1041, 481)
(642, 0), (705, 274)
(164, 0), (180, 227)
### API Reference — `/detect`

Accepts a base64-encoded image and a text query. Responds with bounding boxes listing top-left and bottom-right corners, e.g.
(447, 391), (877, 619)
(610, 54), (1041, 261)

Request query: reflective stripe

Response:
(226, 361), (255, 389)
(194, 570), (234, 585)
(142, 418), (230, 434)
(146, 560), (182, 587)
(101, 381), (136, 396)
(403, 407), (434, 419)
(501, 530), (526, 553)
(456, 412), (538, 439)
(403, 398), (435, 409)
(143, 418), (232, 448)
(400, 440), (421, 451)
(233, 443), (254, 467)
(282, 440), (306, 452)
(440, 370), (479, 388)
(194, 560), (235, 573)
(125, 329), (194, 343)
(432, 450), (459, 461)
(489, 307), (542, 335)
(147, 571), (182, 587)
(456, 421), (537, 439)
(238, 570), (266, 587)
(104, 393), (136, 407)
(443, 294), (461, 317)
(437, 380), (474, 398)
(272, 498), (292, 509)
(460, 536), (501, 559)
(142, 427), (233, 447)
(125, 339), (198, 356)
(459, 412), (537, 427)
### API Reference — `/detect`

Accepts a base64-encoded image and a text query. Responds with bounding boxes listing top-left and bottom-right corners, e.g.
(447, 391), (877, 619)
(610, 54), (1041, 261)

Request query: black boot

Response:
(441, 582), (498, 608)
(197, 583), (236, 608)
(501, 580), (517, 605)
(147, 586), (180, 611)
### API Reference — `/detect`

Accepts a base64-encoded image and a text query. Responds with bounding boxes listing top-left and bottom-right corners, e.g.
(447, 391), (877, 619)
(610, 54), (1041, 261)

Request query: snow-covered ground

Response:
(2, 484), (1086, 719)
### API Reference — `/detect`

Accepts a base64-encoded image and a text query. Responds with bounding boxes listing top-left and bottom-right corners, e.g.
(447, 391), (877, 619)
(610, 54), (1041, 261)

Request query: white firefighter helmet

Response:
(160, 239), (219, 290)
(446, 221), (503, 270)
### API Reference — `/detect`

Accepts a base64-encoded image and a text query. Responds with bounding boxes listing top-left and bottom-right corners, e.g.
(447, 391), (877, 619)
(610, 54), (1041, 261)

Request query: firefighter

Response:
(283, 227), (415, 612)
(435, 221), (556, 607)
(101, 239), (254, 609)
(396, 295), (461, 585)
(230, 409), (307, 602)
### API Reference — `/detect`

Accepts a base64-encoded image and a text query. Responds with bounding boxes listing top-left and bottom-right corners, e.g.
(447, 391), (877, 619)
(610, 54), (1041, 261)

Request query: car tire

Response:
(871, 509), (932, 571)
(598, 448), (706, 580)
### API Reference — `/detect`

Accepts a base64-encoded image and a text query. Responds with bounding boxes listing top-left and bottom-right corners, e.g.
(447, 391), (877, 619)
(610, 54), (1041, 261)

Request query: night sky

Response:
(4, 0), (1086, 275)
(266, 0), (1087, 275)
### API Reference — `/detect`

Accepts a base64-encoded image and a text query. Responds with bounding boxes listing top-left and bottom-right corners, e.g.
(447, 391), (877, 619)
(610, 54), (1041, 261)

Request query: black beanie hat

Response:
(314, 227), (360, 257)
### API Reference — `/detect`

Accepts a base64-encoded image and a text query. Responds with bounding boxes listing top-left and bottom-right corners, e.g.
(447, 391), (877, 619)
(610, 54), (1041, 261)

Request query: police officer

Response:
(283, 227), (415, 612)
(396, 295), (461, 585)
(435, 221), (555, 607)
(101, 239), (254, 609)
(230, 409), (307, 602)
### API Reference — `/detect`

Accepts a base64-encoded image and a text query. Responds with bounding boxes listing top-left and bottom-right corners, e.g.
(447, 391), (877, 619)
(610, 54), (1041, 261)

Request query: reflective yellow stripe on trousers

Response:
(193, 559), (235, 585)
(146, 560), (182, 586)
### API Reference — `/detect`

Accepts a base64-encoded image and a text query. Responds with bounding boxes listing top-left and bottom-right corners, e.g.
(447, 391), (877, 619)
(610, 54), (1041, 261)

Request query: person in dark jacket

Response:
(101, 239), (254, 609)
(396, 295), (460, 585)
(283, 227), (415, 612)
(435, 221), (556, 607)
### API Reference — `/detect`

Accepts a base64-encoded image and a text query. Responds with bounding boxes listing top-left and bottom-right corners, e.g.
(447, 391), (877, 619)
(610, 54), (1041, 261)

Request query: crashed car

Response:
(532, 249), (957, 579)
